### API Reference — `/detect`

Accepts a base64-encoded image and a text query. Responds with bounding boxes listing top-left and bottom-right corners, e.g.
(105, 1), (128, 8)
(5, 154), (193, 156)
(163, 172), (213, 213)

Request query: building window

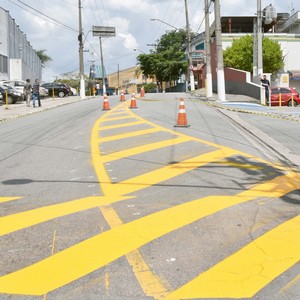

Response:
(0, 55), (8, 73)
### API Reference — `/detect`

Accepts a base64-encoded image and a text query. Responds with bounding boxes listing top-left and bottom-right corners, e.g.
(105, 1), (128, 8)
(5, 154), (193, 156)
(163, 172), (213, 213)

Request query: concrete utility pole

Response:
(99, 37), (106, 95)
(78, 0), (86, 99)
(184, 0), (195, 91)
(205, 0), (212, 97)
(213, 0), (225, 101)
(253, 18), (258, 77)
(257, 0), (263, 77)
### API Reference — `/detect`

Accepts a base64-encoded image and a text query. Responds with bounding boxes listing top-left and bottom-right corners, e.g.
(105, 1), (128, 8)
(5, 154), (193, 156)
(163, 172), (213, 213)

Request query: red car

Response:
(270, 87), (300, 106)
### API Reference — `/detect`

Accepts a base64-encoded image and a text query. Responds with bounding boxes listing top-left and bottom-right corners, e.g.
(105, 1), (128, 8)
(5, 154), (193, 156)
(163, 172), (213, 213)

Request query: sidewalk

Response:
(0, 95), (89, 123)
(191, 89), (300, 121)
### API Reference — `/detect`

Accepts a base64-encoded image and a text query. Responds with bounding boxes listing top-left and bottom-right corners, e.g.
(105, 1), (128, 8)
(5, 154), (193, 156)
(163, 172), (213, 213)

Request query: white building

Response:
(0, 7), (42, 81)
(191, 11), (300, 77)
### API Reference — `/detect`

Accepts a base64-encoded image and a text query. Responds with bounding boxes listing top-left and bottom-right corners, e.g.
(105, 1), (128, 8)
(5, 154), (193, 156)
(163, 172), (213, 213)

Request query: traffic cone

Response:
(140, 86), (145, 97)
(174, 97), (190, 127)
(129, 93), (138, 109)
(102, 93), (111, 110)
(120, 90), (125, 102)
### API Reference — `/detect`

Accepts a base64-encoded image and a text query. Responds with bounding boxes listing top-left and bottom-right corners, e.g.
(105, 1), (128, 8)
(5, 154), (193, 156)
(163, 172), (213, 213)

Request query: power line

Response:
(9, 0), (77, 32)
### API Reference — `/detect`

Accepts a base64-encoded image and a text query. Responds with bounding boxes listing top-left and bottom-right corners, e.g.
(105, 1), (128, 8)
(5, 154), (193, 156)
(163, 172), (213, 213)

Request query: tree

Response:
(35, 49), (52, 68)
(223, 35), (284, 75)
(137, 29), (188, 90)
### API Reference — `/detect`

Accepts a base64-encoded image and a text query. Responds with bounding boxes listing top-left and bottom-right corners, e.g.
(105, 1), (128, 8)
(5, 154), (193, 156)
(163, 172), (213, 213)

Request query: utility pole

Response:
(204, 0), (212, 97)
(253, 18), (258, 77)
(214, 0), (225, 101)
(257, 0), (263, 77)
(99, 37), (106, 95)
(78, 0), (85, 99)
(184, 0), (195, 91)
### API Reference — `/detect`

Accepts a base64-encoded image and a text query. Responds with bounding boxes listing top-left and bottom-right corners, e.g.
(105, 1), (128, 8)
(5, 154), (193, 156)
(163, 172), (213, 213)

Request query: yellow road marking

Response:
(281, 274), (300, 293)
(100, 136), (190, 163)
(0, 197), (21, 203)
(0, 174), (299, 295)
(99, 127), (162, 142)
(168, 214), (300, 299)
(101, 205), (170, 299)
(101, 115), (135, 122)
(103, 148), (238, 197)
(1, 103), (298, 298)
(0, 196), (131, 236)
(99, 120), (145, 130)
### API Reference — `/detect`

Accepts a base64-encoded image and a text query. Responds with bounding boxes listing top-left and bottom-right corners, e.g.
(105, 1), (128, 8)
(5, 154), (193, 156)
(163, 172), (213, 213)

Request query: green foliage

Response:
(223, 35), (283, 74)
(142, 82), (157, 92)
(137, 29), (188, 85)
(263, 38), (284, 74)
(35, 49), (52, 68)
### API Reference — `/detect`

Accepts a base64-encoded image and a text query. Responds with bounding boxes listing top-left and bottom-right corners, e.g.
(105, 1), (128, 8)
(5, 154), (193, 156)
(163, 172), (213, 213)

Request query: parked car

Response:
(270, 87), (300, 106)
(41, 82), (70, 98)
(69, 86), (77, 96)
(0, 86), (23, 104)
(1, 80), (48, 99)
(1, 80), (26, 100)
(39, 86), (49, 97)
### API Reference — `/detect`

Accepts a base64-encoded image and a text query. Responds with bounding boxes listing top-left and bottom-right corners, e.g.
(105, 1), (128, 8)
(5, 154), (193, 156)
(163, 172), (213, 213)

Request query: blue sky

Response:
(0, 0), (297, 82)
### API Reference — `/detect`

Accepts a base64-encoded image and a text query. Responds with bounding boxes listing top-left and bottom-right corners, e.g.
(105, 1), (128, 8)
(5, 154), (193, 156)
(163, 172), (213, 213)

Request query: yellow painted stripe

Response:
(281, 274), (300, 293)
(168, 214), (300, 299)
(104, 148), (237, 197)
(99, 120), (145, 130)
(0, 173), (300, 295)
(101, 205), (169, 298)
(0, 196), (131, 236)
(101, 136), (190, 163)
(101, 115), (135, 122)
(239, 171), (300, 198)
(0, 173), (299, 295)
(0, 196), (21, 203)
(98, 127), (162, 142)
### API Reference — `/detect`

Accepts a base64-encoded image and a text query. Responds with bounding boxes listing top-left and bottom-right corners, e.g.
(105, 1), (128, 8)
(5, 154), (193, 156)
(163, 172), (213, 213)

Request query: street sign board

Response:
(92, 26), (116, 37)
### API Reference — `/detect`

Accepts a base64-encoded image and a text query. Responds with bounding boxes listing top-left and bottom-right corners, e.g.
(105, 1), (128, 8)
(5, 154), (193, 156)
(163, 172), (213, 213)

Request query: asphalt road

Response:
(0, 93), (299, 299)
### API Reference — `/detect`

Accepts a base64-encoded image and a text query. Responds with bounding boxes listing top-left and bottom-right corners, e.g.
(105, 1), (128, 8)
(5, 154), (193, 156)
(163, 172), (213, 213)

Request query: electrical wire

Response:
(9, 0), (77, 32)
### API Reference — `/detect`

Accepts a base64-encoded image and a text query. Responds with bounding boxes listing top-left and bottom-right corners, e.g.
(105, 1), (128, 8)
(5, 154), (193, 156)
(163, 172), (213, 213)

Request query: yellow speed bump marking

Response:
(168, 214), (300, 299)
(0, 173), (299, 296)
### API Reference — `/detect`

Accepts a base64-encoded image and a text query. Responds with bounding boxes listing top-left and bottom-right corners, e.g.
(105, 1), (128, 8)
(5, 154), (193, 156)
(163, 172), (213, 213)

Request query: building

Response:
(108, 66), (154, 94)
(0, 7), (42, 81)
(191, 9), (300, 93)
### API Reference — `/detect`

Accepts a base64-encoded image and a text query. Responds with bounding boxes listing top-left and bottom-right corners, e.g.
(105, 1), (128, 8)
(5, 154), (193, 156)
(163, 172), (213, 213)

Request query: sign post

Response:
(92, 26), (116, 95)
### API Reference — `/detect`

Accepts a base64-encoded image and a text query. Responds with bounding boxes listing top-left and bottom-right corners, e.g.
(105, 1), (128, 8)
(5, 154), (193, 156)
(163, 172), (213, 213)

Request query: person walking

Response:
(261, 75), (270, 105)
(23, 79), (32, 107)
(32, 79), (41, 107)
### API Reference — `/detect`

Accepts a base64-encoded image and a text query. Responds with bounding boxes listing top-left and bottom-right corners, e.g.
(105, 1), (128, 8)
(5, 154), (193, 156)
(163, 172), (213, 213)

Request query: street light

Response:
(134, 49), (146, 54)
(150, 19), (178, 30)
(150, 13), (195, 92)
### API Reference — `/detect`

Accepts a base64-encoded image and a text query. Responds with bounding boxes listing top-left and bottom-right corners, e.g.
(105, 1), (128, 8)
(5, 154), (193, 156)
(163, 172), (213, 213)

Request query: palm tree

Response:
(35, 49), (52, 68)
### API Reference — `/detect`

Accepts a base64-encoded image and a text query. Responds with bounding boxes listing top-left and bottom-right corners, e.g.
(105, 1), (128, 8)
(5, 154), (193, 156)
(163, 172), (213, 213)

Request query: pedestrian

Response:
(261, 75), (270, 105)
(96, 82), (100, 95)
(32, 79), (41, 107)
(23, 79), (32, 107)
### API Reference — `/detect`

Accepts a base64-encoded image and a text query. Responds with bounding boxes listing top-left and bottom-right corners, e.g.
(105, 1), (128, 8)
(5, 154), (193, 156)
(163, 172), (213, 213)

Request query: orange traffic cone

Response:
(120, 90), (125, 102)
(102, 94), (111, 110)
(129, 93), (138, 109)
(140, 86), (145, 97)
(174, 97), (190, 127)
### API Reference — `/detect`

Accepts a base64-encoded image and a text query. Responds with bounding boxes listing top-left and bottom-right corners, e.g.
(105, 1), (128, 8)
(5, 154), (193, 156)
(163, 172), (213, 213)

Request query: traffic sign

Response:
(92, 26), (116, 37)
